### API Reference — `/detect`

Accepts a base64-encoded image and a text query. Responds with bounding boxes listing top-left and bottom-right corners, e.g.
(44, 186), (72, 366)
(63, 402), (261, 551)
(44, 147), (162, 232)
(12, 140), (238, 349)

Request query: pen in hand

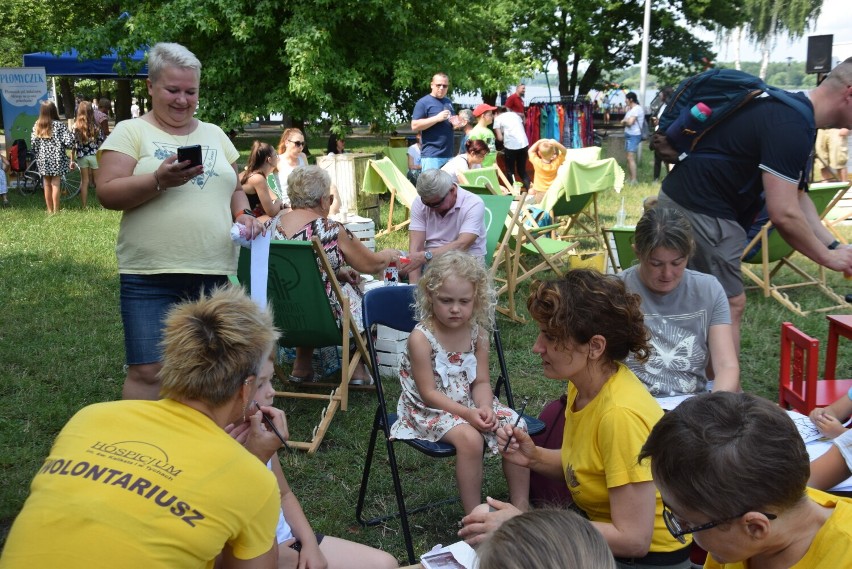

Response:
(254, 401), (290, 452)
(503, 397), (529, 453)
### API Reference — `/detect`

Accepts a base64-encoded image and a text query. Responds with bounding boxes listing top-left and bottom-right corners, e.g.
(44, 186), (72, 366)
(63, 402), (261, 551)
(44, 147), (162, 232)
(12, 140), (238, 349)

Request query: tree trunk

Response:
(557, 58), (570, 98)
(734, 27), (742, 71)
(59, 78), (75, 119)
(114, 80), (132, 123)
(482, 92), (498, 106)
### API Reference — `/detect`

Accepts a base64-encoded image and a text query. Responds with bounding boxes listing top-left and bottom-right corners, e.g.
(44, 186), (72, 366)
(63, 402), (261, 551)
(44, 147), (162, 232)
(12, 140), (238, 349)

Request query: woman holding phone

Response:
(97, 42), (263, 401)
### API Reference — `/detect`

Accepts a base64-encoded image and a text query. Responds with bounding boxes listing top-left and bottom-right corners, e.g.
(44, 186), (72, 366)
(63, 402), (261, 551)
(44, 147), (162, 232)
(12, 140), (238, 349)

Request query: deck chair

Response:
(538, 155), (624, 254)
(235, 237), (371, 453)
(383, 146), (410, 176)
(493, 201), (579, 322)
(741, 182), (851, 316)
(778, 322), (852, 414)
(603, 226), (638, 273)
(362, 157), (419, 236)
(458, 183), (493, 196)
(457, 165), (513, 195)
(355, 285), (544, 564)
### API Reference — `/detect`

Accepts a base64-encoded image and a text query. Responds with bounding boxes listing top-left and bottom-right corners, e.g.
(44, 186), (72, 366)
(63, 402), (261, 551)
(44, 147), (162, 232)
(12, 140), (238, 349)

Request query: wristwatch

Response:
(424, 250), (433, 261)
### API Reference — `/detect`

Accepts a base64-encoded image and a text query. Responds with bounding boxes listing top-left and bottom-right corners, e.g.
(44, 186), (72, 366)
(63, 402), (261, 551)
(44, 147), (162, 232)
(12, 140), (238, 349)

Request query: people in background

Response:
(73, 101), (105, 208)
(31, 100), (75, 214)
(97, 42), (263, 400)
(504, 83), (526, 116)
(815, 127), (849, 183)
(95, 97), (111, 135)
(477, 509), (616, 569)
(391, 251), (529, 514)
(468, 104), (498, 167)
(400, 169), (486, 283)
(275, 127), (308, 207)
(1, 285), (285, 567)
(326, 132), (345, 155)
(528, 138), (567, 203)
(620, 91), (644, 185)
(640, 391), (852, 569)
(441, 139), (488, 184)
(412, 72), (465, 171)
(0, 152), (9, 206)
(274, 166), (399, 385)
(240, 140), (288, 220)
(651, 86), (673, 183)
(407, 132), (422, 186)
(620, 207), (739, 396)
(460, 270), (692, 568)
(493, 106), (530, 190)
(457, 108), (475, 154)
(808, 388), (852, 491)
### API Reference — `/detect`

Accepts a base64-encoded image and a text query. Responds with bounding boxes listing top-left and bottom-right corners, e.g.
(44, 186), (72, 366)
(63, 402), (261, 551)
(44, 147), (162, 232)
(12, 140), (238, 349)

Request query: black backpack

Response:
(651, 69), (814, 164)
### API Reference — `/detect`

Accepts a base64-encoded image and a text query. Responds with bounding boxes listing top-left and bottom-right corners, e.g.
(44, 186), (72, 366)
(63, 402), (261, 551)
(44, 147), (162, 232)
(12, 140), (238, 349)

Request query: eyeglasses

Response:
(423, 186), (455, 209)
(433, 83), (449, 88)
(289, 140), (305, 147)
(662, 502), (777, 544)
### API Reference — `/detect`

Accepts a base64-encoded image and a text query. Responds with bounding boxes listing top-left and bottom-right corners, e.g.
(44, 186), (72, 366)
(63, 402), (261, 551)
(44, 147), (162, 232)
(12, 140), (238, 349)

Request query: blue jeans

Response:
(421, 157), (450, 171)
(120, 273), (229, 365)
(624, 133), (642, 153)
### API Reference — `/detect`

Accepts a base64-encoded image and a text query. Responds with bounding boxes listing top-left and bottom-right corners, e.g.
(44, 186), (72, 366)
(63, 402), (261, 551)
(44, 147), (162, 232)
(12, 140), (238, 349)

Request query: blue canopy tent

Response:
(23, 49), (148, 78)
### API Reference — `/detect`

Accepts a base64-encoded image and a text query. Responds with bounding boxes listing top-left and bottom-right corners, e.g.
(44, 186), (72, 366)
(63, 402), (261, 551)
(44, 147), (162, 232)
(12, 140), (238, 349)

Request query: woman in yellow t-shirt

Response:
(460, 269), (691, 568)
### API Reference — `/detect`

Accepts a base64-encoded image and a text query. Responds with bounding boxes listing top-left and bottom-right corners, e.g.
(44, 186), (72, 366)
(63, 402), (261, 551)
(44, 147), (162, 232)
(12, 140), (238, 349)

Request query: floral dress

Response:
(73, 125), (105, 159)
(274, 217), (364, 332)
(390, 323), (524, 454)
(31, 121), (75, 176)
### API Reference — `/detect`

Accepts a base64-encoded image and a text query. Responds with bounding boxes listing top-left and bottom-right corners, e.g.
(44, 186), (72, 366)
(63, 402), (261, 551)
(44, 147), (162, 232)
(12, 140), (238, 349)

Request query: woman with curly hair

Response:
(460, 269), (692, 568)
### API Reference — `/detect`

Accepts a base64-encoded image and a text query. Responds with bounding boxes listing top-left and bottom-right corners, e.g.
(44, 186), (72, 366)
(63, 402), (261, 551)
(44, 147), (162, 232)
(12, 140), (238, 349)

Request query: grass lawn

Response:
(2, 129), (852, 562)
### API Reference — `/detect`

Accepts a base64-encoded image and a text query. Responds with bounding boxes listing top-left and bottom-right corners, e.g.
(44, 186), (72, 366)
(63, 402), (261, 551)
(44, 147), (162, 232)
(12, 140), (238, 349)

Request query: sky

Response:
(702, 0), (852, 64)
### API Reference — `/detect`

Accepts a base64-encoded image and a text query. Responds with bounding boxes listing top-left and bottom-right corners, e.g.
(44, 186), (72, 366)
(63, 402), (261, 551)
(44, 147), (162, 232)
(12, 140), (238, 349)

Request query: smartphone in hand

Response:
(177, 145), (202, 168)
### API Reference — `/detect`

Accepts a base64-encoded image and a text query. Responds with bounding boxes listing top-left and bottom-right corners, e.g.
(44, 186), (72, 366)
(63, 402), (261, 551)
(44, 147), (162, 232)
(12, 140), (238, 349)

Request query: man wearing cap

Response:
(505, 83), (526, 116)
(400, 169), (486, 283)
(468, 103), (498, 167)
(412, 73), (466, 171)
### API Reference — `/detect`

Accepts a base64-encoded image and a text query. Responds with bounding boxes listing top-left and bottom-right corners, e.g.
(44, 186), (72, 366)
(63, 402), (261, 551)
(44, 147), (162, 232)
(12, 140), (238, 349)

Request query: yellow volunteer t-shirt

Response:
(561, 362), (686, 554)
(529, 151), (566, 194)
(704, 488), (852, 569)
(0, 399), (279, 568)
(100, 119), (241, 275)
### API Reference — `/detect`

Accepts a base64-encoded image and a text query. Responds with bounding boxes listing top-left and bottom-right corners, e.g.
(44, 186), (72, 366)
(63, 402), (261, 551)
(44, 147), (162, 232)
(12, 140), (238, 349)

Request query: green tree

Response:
(51, 0), (535, 131)
(742, 0), (823, 78)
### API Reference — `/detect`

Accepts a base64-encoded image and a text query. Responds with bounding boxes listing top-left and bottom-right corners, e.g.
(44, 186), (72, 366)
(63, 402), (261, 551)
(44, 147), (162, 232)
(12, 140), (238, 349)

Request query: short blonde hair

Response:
(159, 285), (279, 407)
(415, 250), (495, 332)
(148, 42), (201, 82)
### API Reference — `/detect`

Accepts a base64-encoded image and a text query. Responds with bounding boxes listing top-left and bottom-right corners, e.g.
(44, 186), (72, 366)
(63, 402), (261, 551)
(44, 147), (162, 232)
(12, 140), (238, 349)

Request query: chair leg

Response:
(356, 408), (382, 525)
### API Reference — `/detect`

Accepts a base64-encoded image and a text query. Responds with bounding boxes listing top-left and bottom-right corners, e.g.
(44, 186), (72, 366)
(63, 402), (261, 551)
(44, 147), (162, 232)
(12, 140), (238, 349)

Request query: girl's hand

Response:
(336, 267), (360, 285)
(465, 407), (491, 432)
(496, 423), (536, 468)
(812, 411), (847, 438)
(477, 406), (497, 431)
(297, 542), (328, 569)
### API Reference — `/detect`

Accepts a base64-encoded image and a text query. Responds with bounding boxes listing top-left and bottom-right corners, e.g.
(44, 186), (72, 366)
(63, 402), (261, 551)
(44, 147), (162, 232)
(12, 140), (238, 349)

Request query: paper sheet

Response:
(420, 541), (478, 569)
(249, 228), (272, 309)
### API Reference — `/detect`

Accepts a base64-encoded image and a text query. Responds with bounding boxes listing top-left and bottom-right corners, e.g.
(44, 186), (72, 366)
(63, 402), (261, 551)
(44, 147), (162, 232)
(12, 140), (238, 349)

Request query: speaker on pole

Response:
(806, 35), (833, 74)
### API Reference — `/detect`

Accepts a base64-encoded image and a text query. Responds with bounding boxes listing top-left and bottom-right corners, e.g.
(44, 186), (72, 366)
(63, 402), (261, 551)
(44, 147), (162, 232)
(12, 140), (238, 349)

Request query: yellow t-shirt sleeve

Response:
(597, 406), (654, 489)
(228, 470), (280, 560)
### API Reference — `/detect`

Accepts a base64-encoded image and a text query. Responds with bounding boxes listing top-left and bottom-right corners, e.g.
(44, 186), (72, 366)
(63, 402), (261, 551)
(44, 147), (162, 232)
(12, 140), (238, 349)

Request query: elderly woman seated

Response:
(618, 206), (740, 396)
(274, 165), (400, 385)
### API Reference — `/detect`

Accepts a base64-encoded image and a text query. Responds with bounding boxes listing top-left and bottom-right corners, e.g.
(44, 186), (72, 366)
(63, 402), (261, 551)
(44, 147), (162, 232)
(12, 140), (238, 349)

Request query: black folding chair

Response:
(355, 285), (543, 563)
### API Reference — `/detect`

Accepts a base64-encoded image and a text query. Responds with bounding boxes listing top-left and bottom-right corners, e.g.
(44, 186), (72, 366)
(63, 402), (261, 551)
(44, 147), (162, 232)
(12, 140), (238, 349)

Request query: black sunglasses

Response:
(662, 502), (777, 544)
(288, 139), (305, 147)
(423, 185), (455, 209)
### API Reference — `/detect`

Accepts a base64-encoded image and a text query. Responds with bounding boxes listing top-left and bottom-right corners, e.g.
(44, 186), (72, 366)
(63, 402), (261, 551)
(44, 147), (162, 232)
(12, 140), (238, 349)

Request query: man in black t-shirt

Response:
(658, 57), (852, 353)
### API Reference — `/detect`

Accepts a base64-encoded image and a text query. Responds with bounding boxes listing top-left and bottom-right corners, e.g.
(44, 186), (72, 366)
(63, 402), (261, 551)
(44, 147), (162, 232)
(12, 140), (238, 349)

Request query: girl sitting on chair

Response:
(390, 250), (530, 515)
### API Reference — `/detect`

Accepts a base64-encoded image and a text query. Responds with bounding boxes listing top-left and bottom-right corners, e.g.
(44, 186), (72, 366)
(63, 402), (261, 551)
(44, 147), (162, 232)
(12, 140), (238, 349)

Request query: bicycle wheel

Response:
(60, 168), (82, 200)
(18, 171), (41, 196)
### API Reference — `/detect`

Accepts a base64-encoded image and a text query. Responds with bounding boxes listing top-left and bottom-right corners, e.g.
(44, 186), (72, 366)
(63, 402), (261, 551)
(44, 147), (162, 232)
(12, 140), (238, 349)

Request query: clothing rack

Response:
(525, 99), (595, 148)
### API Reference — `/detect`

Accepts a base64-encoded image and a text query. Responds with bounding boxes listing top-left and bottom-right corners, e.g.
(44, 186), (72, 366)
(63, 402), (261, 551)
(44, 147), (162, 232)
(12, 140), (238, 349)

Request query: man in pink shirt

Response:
(401, 169), (486, 283)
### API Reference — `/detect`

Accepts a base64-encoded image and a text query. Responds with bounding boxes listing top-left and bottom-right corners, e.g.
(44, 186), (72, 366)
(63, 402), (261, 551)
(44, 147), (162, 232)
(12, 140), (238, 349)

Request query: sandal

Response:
(288, 372), (317, 384)
(349, 372), (375, 387)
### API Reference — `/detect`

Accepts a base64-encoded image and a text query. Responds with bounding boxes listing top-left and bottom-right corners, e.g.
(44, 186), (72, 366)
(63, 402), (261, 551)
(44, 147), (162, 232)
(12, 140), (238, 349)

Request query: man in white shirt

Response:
(493, 106), (530, 189)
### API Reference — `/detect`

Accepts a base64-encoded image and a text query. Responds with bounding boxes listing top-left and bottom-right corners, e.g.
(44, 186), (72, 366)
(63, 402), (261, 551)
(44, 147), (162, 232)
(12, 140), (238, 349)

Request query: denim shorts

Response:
(77, 155), (99, 169)
(120, 273), (229, 365)
(624, 133), (642, 153)
(421, 156), (450, 171)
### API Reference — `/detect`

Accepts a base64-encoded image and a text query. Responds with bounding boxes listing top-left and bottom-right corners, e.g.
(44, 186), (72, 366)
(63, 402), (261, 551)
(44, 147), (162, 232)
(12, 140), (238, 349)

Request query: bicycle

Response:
(16, 152), (82, 201)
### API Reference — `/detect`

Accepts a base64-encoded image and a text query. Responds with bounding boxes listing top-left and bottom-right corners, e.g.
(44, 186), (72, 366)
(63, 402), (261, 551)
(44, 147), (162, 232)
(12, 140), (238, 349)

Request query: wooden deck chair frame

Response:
(235, 236), (372, 453)
(365, 157), (419, 237)
(354, 285), (544, 564)
(740, 183), (851, 317)
(493, 199), (578, 322)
